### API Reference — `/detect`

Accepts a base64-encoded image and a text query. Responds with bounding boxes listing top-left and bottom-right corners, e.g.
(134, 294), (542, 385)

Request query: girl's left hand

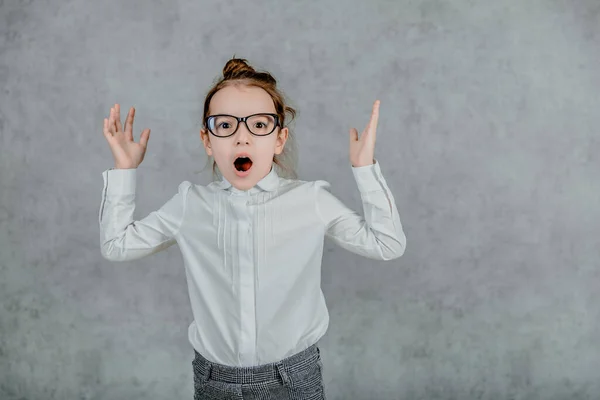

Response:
(349, 100), (379, 167)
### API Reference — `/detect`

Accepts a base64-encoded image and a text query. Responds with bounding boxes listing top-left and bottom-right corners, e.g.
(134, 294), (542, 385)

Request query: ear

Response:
(274, 127), (289, 155)
(200, 128), (213, 156)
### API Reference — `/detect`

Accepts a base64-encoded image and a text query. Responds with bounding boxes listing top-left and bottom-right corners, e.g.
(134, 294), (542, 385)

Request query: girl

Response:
(100, 58), (406, 399)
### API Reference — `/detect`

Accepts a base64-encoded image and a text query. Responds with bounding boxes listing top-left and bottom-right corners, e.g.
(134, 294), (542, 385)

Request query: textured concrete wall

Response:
(1, 0), (599, 399)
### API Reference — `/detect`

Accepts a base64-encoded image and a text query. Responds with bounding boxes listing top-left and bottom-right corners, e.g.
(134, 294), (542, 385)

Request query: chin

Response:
(232, 179), (255, 189)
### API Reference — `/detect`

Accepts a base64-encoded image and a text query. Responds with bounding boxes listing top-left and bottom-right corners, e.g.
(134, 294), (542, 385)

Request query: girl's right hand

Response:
(103, 103), (151, 169)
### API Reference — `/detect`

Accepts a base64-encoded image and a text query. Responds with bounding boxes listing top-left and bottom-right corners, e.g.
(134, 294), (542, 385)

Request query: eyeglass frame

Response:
(204, 113), (282, 138)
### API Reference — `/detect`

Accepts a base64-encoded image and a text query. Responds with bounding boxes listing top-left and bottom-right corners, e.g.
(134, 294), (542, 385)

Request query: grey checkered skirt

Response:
(192, 343), (326, 399)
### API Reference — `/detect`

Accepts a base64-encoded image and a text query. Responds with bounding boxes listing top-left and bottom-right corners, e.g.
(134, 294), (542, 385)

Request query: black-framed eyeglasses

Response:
(205, 113), (281, 137)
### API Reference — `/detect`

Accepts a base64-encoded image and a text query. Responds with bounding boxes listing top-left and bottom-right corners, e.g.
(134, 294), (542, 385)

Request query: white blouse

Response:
(99, 160), (406, 367)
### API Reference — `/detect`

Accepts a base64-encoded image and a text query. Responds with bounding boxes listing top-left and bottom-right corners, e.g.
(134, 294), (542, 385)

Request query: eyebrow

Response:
(207, 113), (278, 119)
(209, 112), (276, 116)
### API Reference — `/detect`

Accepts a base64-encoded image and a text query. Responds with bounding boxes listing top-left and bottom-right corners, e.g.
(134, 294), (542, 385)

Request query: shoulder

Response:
(182, 181), (223, 199)
(170, 180), (220, 202)
(170, 181), (194, 205)
(303, 179), (332, 194)
(277, 177), (332, 194)
(313, 180), (331, 191)
(177, 180), (193, 191)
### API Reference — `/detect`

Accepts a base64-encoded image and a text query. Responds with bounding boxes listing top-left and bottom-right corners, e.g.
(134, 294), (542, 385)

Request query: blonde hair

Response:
(200, 57), (298, 180)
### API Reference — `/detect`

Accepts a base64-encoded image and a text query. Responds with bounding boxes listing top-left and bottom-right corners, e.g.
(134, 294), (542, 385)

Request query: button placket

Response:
(237, 194), (257, 364)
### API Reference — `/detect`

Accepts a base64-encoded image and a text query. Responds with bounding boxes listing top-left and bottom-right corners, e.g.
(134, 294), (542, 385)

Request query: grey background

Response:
(1, 0), (599, 399)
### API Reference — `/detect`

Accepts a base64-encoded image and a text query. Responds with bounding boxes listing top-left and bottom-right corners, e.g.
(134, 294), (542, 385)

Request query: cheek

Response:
(258, 136), (279, 150)
(209, 141), (231, 157)
(255, 141), (278, 159)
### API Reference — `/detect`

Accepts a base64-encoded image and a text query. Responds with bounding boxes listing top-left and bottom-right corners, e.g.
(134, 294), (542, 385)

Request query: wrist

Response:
(351, 159), (375, 168)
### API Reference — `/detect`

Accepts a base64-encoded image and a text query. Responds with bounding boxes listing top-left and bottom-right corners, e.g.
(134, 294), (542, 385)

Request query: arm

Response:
(315, 160), (406, 261)
(98, 168), (191, 262)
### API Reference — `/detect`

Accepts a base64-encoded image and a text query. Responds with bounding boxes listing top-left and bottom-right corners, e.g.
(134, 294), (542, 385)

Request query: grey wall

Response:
(1, 0), (599, 399)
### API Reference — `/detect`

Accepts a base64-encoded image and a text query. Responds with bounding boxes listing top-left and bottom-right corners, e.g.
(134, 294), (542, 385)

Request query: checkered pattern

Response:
(192, 344), (326, 399)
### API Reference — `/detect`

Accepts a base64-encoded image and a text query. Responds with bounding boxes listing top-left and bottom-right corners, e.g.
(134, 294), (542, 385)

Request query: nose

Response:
(235, 121), (252, 144)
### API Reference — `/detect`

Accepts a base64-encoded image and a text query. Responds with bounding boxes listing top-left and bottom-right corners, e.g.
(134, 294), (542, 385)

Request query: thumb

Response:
(349, 128), (359, 143)
(139, 128), (151, 148)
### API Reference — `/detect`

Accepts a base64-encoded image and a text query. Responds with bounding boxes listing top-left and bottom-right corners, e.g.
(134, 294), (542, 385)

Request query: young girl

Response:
(100, 58), (406, 399)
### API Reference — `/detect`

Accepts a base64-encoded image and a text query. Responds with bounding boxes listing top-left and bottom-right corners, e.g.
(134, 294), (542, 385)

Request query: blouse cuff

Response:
(351, 159), (386, 193)
(102, 168), (137, 195)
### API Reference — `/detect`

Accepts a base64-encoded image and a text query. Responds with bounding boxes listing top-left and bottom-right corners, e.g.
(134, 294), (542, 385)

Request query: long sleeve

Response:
(99, 168), (192, 262)
(315, 160), (406, 260)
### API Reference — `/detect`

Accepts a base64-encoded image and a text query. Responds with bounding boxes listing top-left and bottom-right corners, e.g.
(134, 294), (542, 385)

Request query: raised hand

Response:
(103, 104), (151, 169)
(349, 100), (379, 168)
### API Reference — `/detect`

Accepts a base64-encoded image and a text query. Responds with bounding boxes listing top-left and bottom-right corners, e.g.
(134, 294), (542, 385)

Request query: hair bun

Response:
(223, 58), (256, 80)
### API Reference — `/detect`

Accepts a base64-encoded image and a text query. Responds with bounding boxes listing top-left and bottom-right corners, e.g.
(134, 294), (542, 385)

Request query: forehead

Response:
(209, 84), (275, 116)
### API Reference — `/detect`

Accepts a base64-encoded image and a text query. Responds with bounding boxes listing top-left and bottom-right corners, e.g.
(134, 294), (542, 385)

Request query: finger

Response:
(124, 107), (134, 141)
(349, 127), (359, 142)
(115, 104), (123, 133)
(366, 100), (380, 131)
(139, 128), (151, 148)
(108, 107), (117, 135)
(103, 118), (113, 139)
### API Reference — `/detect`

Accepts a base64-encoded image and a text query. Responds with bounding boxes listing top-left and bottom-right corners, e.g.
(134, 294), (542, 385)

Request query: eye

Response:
(219, 122), (231, 129)
(254, 121), (266, 129)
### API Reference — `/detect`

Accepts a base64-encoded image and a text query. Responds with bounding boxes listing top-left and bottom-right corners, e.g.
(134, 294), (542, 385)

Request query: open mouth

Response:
(234, 156), (253, 172)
